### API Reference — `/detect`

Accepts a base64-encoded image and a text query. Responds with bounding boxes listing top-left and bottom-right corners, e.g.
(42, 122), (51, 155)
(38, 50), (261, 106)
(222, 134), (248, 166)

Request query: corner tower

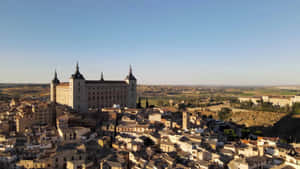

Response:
(125, 65), (137, 108)
(50, 70), (60, 103)
(69, 62), (88, 112)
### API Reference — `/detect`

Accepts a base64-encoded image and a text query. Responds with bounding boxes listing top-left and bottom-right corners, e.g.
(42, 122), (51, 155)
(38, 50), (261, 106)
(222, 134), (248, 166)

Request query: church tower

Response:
(50, 70), (60, 103)
(125, 65), (137, 108)
(182, 112), (190, 130)
(69, 62), (88, 112)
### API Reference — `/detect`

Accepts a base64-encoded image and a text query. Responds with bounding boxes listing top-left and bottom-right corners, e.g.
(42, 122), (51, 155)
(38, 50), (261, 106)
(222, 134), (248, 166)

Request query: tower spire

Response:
(76, 61), (79, 73)
(125, 64), (136, 81)
(54, 69), (57, 79)
(101, 72), (104, 81)
(52, 69), (60, 83)
(71, 61), (85, 79)
(129, 64), (132, 75)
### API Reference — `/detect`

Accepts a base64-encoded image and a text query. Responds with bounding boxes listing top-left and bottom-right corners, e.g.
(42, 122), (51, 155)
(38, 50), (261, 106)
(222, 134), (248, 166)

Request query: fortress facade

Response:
(50, 63), (137, 112)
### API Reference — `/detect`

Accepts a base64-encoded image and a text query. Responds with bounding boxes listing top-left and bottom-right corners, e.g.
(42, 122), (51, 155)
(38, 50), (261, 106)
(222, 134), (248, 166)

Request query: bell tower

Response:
(50, 70), (60, 103)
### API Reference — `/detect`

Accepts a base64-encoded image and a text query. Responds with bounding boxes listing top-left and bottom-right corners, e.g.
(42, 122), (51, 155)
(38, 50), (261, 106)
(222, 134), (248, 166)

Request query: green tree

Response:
(137, 97), (142, 108)
(291, 103), (300, 114)
(178, 103), (186, 111)
(218, 107), (232, 121)
(146, 98), (149, 108)
(157, 100), (164, 107)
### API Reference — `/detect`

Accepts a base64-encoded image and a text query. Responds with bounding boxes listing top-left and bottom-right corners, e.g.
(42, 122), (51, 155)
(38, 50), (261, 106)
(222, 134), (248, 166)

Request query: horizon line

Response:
(1, 82), (300, 88)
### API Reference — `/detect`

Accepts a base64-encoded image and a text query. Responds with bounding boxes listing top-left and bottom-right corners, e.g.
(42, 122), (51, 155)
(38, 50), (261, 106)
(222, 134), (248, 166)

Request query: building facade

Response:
(239, 95), (300, 107)
(51, 63), (137, 112)
(16, 103), (56, 133)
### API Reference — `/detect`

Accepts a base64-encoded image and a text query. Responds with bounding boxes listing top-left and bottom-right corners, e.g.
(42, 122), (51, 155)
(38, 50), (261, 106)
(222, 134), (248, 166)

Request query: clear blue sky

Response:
(0, 0), (299, 85)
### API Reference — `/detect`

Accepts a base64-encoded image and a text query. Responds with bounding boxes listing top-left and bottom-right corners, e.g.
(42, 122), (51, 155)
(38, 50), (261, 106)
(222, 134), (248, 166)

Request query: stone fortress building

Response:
(50, 63), (137, 112)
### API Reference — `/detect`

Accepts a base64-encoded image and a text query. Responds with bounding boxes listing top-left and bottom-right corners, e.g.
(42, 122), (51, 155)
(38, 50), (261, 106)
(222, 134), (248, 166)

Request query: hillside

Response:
(230, 111), (285, 127)
(262, 114), (300, 141)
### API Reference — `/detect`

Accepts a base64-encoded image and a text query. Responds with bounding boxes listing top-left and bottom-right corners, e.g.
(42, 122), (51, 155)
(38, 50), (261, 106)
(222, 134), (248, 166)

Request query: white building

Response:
(51, 63), (137, 112)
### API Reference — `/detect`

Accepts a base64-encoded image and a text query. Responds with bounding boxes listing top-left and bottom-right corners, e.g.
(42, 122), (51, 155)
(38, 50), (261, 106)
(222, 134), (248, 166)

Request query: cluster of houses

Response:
(0, 98), (299, 168)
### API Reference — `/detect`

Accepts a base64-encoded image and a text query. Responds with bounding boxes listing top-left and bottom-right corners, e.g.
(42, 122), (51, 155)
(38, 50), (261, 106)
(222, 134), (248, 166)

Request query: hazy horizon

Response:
(1, 82), (300, 88)
(1, 0), (300, 85)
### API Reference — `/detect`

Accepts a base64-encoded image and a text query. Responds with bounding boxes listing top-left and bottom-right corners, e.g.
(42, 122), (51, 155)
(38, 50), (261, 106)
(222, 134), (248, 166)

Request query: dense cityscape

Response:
(0, 64), (299, 169)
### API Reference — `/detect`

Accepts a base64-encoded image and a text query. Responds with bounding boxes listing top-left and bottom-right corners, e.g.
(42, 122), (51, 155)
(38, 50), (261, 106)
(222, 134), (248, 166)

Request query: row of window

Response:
(88, 95), (127, 101)
(88, 86), (127, 91)
(88, 91), (127, 95)
(88, 103), (126, 109)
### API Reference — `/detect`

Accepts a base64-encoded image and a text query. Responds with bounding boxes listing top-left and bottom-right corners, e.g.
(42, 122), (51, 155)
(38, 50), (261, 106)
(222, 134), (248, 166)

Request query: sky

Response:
(0, 0), (299, 85)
